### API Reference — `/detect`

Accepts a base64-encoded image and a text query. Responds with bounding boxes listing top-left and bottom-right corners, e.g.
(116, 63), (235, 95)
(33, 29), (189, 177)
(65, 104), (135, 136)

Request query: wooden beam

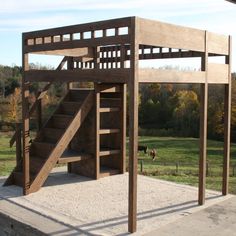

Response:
(138, 17), (205, 53)
(138, 69), (205, 84)
(23, 17), (131, 39)
(208, 63), (229, 84)
(207, 32), (229, 56)
(222, 36), (232, 195)
(24, 35), (130, 54)
(25, 69), (130, 83)
(120, 84), (127, 173)
(31, 47), (94, 58)
(95, 83), (100, 180)
(138, 17), (229, 55)
(22, 52), (30, 195)
(128, 17), (138, 233)
(198, 31), (208, 205)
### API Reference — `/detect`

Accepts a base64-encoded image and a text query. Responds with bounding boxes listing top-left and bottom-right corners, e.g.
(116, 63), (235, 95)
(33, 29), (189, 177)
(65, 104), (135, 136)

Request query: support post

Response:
(120, 83), (127, 173)
(222, 36), (232, 195)
(94, 47), (100, 179)
(199, 31), (208, 205)
(22, 36), (30, 195)
(95, 83), (100, 180)
(128, 17), (139, 233)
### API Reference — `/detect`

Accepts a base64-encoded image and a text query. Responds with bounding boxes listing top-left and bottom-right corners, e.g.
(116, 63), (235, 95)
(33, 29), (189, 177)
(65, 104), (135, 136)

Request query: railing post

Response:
(36, 92), (42, 131)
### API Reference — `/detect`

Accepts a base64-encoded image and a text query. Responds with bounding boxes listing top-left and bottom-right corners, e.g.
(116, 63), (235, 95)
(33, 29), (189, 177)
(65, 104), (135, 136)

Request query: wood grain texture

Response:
(198, 31), (208, 206)
(139, 69), (205, 84)
(25, 69), (130, 83)
(128, 16), (138, 233)
(222, 36), (232, 195)
(208, 63), (229, 84)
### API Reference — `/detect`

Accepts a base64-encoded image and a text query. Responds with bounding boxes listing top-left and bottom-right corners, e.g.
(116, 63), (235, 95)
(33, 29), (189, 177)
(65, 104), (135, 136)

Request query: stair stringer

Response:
(28, 91), (94, 194)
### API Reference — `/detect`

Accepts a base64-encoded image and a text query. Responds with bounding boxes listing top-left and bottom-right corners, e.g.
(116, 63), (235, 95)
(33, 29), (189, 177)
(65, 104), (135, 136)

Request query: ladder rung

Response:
(99, 107), (120, 113)
(99, 148), (120, 156)
(99, 129), (120, 134)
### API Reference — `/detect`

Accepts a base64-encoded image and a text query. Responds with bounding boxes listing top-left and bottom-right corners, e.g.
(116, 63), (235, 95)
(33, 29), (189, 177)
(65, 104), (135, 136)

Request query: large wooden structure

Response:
(4, 17), (231, 233)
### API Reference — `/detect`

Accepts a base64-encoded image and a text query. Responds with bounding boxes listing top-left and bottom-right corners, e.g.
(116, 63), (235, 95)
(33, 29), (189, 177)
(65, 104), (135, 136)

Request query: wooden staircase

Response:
(4, 89), (94, 194)
(4, 83), (126, 195)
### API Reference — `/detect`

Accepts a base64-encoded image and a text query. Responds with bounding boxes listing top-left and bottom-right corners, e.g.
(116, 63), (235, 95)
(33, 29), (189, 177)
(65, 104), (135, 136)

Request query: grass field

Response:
(137, 136), (236, 194)
(0, 132), (16, 176)
(0, 133), (235, 194)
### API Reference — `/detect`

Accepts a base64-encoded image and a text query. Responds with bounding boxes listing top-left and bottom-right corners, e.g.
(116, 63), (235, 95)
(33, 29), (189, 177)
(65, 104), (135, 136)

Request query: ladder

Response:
(95, 83), (126, 179)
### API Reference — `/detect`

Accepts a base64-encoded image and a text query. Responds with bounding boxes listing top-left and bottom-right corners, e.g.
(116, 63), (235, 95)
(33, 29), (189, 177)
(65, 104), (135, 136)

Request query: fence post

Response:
(206, 161), (209, 176)
(140, 160), (144, 173)
(176, 162), (179, 174)
(15, 123), (22, 167)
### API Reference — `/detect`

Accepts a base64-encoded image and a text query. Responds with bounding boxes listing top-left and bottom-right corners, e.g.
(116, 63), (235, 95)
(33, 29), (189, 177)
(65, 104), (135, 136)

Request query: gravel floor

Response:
(0, 167), (232, 235)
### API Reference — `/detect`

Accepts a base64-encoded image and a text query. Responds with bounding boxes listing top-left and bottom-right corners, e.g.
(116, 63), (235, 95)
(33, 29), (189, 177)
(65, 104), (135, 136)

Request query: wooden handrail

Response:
(9, 56), (68, 147)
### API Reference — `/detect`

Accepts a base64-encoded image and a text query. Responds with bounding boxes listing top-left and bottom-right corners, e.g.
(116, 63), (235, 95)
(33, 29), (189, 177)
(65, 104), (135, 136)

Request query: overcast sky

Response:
(0, 0), (235, 71)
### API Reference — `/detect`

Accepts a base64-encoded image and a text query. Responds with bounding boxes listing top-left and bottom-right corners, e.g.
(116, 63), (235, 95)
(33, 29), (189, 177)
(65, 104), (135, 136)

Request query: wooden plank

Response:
(208, 63), (229, 84)
(128, 17), (138, 233)
(22, 51), (30, 195)
(31, 47), (94, 58)
(58, 151), (92, 164)
(222, 36), (232, 195)
(95, 84), (100, 179)
(23, 17), (131, 39)
(138, 17), (205, 52)
(99, 167), (120, 177)
(99, 129), (120, 134)
(198, 31), (208, 205)
(24, 35), (130, 54)
(120, 84), (127, 173)
(28, 91), (94, 193)
(99, 149), (120, 156)
(36, 93), (42, 131)
(25, 69), (130, 83)
(208, 32), (229, 55)
(99, 107), (120, 112)
(98, 84), (121, 93)
(138, 69), (205, 84)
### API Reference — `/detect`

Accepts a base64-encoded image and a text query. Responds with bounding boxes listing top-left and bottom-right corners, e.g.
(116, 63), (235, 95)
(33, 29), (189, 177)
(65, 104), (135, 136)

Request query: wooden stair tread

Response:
(53, 114), (73, 118)
(61, 101), (82, 105)
(99, 129), (120, 134)
(99, 167), (120, 177)
(58, 150), (92, 164)
(99, 148), (120, 156)
(99, 107), (120, 112)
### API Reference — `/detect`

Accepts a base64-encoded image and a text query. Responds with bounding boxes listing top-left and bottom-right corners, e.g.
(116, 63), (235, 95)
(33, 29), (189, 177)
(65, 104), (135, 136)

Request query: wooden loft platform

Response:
(19, 17), (232, 234)
(23, 16), (231, 85)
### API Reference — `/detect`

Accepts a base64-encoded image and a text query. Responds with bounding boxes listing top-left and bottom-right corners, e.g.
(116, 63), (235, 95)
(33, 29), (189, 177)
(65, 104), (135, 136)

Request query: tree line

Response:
(0, 64), (236, 142)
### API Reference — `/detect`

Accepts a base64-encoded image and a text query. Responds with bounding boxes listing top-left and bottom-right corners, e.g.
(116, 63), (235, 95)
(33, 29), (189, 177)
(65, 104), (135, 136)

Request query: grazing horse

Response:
(138, 145), (148, 154)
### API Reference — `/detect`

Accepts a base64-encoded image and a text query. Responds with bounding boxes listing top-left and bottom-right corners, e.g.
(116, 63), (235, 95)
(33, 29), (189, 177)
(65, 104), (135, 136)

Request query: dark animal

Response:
(149, 149), (157, 161)
(138, 145), (148, 154)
